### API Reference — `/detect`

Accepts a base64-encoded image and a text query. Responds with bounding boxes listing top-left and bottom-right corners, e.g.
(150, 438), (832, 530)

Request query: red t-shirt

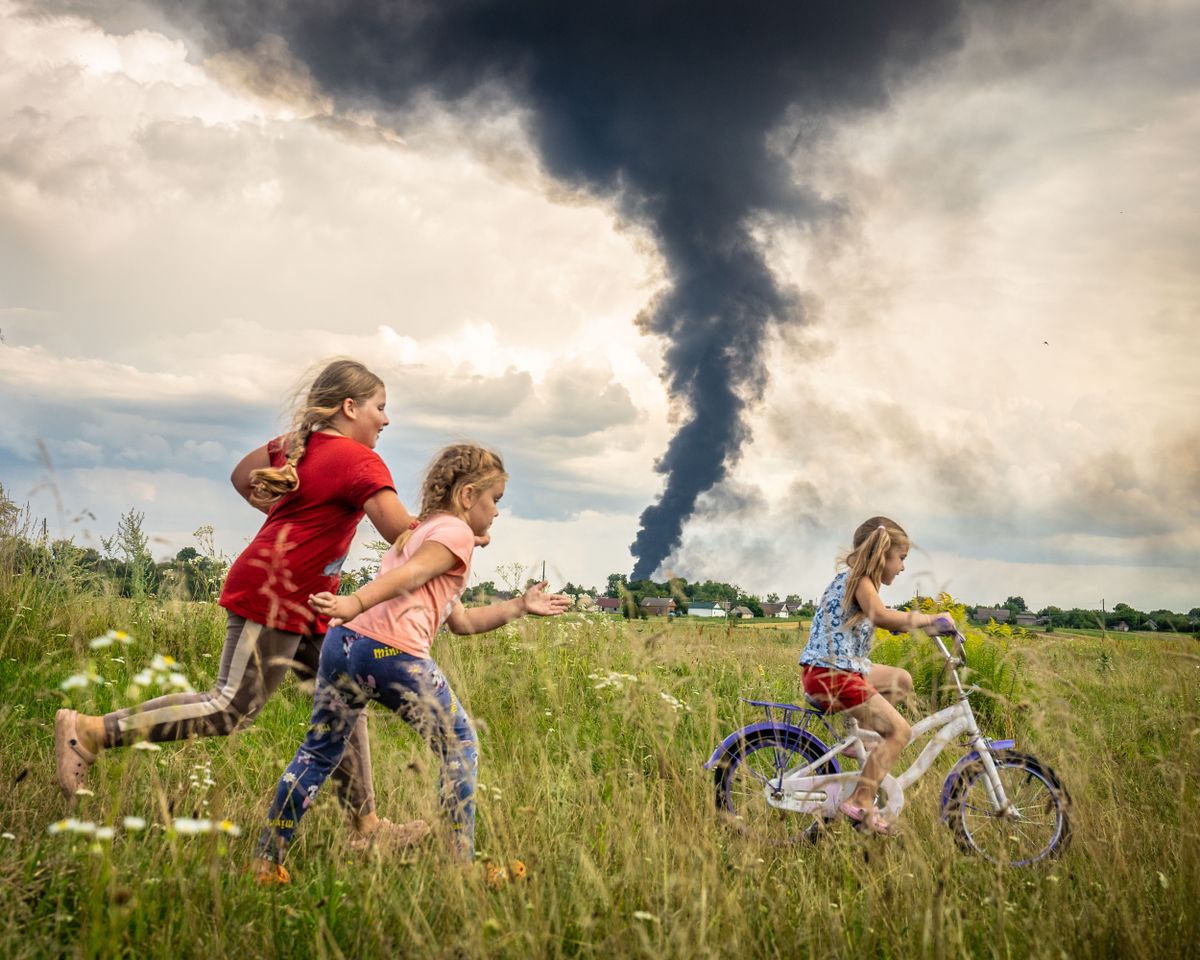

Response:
(220, 432), (395, 634)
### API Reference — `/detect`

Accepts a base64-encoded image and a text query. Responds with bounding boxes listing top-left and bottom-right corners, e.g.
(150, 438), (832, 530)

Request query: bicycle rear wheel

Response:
(946, 749), (1070, 866)
(713, 728), (836, 845)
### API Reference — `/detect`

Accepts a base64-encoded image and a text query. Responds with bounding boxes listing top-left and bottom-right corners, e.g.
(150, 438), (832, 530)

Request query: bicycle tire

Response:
(945, 749), (1071, 866)
(713, 727), (837, 845)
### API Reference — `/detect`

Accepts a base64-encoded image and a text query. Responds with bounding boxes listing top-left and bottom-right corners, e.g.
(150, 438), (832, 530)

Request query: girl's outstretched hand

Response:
(308, 591), (360, 626)
(522, 581), (572, 617)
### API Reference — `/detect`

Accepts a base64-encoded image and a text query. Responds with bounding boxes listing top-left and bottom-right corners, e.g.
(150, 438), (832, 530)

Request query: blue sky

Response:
(1, 0), (1197, 611)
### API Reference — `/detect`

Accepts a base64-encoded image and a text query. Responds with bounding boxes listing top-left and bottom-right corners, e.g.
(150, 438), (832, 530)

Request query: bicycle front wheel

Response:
(946, 750), (1071, 866)
(714, 728), (836, 845)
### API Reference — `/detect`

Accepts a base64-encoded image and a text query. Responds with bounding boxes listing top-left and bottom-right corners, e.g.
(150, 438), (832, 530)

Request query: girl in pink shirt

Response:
(250, 443), (570, 882)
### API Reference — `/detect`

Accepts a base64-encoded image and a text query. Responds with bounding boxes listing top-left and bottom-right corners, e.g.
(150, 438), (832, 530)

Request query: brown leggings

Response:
(101, 613), (374, 816)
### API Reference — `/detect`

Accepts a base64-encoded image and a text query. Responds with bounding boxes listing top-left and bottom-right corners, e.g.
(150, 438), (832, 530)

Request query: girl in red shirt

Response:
(55, 359), (424, 847)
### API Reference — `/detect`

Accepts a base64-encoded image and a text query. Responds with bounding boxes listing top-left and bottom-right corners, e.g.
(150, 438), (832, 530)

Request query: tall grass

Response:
(0, 553), (1196, 957)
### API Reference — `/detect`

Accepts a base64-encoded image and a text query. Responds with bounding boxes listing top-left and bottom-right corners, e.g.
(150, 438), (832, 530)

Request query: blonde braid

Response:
(393, 443), (507, 552)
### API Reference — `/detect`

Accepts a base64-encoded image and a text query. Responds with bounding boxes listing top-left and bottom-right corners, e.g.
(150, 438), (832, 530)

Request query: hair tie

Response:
(877, 524), (886, 531)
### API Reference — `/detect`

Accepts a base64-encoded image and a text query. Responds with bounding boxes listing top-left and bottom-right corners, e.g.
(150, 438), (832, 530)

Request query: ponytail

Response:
(841, 516), (909, 627)
(248, 359), (384, 509)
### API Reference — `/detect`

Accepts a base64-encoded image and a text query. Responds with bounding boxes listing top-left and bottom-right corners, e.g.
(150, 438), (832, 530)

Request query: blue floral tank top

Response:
(798, 570), (875, 675)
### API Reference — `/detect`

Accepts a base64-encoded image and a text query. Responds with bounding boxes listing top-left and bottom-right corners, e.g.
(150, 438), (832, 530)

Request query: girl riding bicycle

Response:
(799, 516), (955, 835)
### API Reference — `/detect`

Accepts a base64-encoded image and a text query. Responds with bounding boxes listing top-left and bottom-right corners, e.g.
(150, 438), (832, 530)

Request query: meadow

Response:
(0, 559), (1197, 959)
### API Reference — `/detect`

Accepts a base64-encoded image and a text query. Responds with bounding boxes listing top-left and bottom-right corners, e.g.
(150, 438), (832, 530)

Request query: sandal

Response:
(246, 859), (291, 886)
(54, 709), (97, 802)
(839, 800), (900, 836)
(347, 817), (431, 854)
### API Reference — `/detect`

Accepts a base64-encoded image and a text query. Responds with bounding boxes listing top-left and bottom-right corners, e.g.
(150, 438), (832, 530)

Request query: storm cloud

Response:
(109, 0), (969, 579)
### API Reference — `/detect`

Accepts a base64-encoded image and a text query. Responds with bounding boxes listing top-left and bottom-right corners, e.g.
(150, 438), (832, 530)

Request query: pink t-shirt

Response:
(347, 514), (474, 658)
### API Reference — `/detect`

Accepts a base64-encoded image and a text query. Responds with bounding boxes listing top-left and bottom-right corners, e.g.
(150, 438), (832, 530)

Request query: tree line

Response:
(1, 486), (1194, 631)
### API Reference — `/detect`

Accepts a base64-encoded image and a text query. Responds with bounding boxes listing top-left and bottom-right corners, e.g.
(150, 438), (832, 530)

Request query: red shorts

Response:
(801, 665), (877, 713)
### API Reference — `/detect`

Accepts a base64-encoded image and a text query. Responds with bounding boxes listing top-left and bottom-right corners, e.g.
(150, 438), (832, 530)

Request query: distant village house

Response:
(640, 597), (677, 617)
(973, 607), (1010, 623)
(687, 601), (728, 618)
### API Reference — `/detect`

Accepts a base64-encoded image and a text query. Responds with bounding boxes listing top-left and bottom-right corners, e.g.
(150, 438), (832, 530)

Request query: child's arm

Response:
(363, 490), (417, 543)
(230, 444), (272, 513)
(855, 578), (954, 634)
(444, 581), (571, 636)
(363, 493), (490, 549)
(308, 542), (460, 622)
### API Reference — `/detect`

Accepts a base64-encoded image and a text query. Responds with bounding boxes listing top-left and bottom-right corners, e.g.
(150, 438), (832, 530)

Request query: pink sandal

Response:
(839, 800), (900, 836)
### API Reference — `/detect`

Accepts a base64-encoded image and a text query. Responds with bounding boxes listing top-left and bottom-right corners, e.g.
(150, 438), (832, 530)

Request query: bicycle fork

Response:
(967, 731), (1015, 816)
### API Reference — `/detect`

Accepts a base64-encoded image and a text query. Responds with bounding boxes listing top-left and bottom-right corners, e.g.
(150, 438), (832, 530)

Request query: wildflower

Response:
(48, 818), (96, 835)
(633, 911), (659, 923)
(74, 788), (95, 797)
(89, 630), (133, 650)
(128, 654), (194, 695)
(1, 832), (15, 840)
(122, 816), (147, 831)
(171, 818), (213, 835)
(589, 671), (639, 690)
(659, 691), (690, 712)
(217, 820), (242, 837)
(94, 826), (115, 841)
(61, 669), (105, 690)
(132, 741), (161, 751)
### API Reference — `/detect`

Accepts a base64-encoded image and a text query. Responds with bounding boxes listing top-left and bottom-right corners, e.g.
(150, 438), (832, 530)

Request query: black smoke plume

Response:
(120, 0), (967, 579)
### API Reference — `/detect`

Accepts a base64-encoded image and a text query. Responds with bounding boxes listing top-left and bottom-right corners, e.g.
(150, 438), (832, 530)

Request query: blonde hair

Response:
(393, 443), (507, 551)
(248, 359), (385, 509)
(841, 516), (910, 628)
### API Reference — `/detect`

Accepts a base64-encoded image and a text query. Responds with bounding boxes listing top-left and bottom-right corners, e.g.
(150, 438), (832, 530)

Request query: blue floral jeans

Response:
(256, 625), (478, 862)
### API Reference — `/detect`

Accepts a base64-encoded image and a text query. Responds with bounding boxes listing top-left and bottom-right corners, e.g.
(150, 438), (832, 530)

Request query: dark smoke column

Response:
(154, 0), (966, 581)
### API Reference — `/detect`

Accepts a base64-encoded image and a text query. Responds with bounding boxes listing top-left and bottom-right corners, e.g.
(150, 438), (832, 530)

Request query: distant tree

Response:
(766, 592), (780, 603)
(1002, 596), (1027, 615)
(0, 481), (19, 534)
(176, 546), (200, 563)
(606, 572), (628, 598)
(102, 509), (156, 599)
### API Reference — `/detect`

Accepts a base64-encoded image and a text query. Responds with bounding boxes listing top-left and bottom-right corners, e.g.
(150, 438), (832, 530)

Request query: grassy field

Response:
(1, 565), (1197, 959)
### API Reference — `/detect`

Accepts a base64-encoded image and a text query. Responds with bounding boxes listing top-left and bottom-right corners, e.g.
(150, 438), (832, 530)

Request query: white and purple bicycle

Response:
(705, 631), (1071, 866)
